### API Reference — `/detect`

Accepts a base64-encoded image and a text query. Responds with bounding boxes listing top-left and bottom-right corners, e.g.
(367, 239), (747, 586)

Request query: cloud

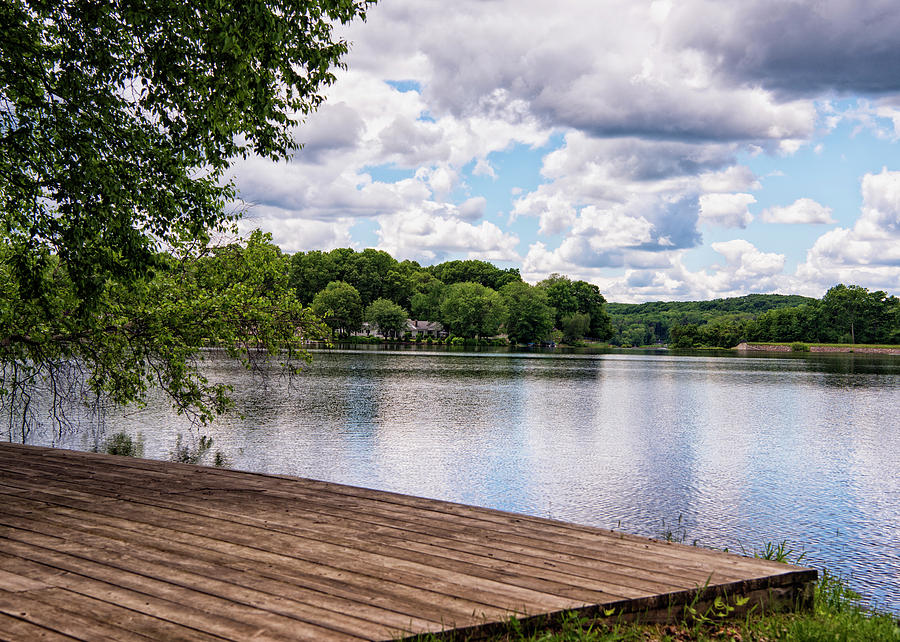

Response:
(699, 193), (756, 228)
(237, 217), (356, 253)
(698, 165), (761, 192)
(512, 133), (726, 253)
(223, 0), (900, 303)
(667, 0), (900, 96)
(344, 0), (817, 144)
(761, 198), (835, 224)
(796, 169), (900, 292)
(457, 196), (487, 221)
(375, 206), (520, 263)
(711, 239), (785, 276)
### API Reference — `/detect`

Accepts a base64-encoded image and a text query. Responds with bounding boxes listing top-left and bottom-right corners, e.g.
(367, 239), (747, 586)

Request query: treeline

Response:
(607, 294), (814, 346)
(288, 248), (613, 344)
(198, 238), (898, 349)
(611, 286), (899, 348)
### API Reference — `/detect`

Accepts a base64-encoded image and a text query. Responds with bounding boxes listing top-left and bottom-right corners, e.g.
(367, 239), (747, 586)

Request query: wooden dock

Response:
(0, 443), (816, 640)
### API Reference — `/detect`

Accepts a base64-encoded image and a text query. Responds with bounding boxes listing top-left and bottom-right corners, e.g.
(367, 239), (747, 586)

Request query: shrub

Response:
(104, 432), (141, 457)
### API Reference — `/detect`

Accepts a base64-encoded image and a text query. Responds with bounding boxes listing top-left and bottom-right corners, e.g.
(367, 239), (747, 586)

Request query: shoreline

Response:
(735, 342), (900, 355)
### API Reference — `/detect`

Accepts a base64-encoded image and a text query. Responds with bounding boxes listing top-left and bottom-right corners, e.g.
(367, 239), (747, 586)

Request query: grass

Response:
(408, 558), (899, 642)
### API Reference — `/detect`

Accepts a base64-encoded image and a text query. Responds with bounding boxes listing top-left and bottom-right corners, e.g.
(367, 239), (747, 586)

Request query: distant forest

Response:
(608, 288), (899, 347)
(286, 244), (899, 348)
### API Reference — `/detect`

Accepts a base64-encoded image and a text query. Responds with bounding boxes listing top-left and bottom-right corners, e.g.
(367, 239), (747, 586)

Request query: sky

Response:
(230, 0), (900, 303)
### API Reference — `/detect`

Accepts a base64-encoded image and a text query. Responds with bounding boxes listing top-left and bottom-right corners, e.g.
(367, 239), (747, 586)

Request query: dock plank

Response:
(0, 443), (816, 640)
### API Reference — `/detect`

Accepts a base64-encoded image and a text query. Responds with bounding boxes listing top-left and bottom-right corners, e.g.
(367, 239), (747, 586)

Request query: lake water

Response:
(19, 347), (900, 613)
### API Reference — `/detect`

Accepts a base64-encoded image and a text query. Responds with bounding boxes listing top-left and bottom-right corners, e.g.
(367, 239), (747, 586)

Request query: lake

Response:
(19, 347), (900, 613)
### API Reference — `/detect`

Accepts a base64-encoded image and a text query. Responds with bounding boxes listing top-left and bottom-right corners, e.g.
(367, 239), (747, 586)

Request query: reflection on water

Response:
(18, 348), (900, 613)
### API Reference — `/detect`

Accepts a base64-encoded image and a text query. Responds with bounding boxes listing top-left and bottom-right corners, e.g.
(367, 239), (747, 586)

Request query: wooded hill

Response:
(607, 294), (814, 346)
(607, 289), (899, 348)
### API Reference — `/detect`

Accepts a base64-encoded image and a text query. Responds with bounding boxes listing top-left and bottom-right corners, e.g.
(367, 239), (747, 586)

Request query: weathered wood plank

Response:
(0, 457), (781, 588)
(0, 444), (817, 641)
(0, 610), (81, 641)
(0, 502), (438, 637)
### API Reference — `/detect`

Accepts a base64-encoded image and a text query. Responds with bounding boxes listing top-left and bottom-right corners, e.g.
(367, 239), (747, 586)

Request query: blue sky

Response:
(232, 0), (900, 302)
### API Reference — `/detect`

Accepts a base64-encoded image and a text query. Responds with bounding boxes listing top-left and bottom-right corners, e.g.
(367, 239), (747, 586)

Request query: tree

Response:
(538, 274), (613, 340)
(822, 284), (872, 344)
(409, 275), (445, 321)
(571, 279), (613, 340)
(366, 298), (408, 339)
(289, 251), (340, 304)
(538, 274), (578, 326)
(560, 313), (592, 344)
(670, 324), (700, 349)
(1, 1), (371, 430)
(2, 231), (329, 440)
(439, 282), (507, 339)
(500, 282), (555, 344)
(312, 281), (363, 338)
(427, 260), (522, 290)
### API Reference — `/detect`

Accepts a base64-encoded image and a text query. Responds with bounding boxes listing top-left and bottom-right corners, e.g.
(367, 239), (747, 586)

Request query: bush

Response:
(791, 342), (810, 352)
(104, 432), (141, 457)
(172, 434), (213, 464)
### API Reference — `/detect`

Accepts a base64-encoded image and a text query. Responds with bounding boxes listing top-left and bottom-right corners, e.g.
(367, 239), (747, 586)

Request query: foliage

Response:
(290, 247), (422, 309)
(538, 274), (613, 340)
(1, 0), (372, 313)
(426, 259), (522, 290)
(560, 313), (591, 344)
(1, 1), (369, 429)
(755, 540), (807, 565)
(312, 281), (364, 337)
(501, 282), (555, 344)
(365, 298), (408, 339)
(608, 294), (814, 346)
(2, 231), (328, 438)
(409, 273), (446, 321)
(648, 287), (899, 349)
(439, 282), (508, 339)
(104, 432), (142, 457)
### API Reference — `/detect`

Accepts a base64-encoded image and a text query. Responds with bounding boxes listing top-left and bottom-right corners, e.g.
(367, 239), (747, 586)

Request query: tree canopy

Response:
(501, 282), (555, 345)
(366, 298), (408, 339)
(312, 281), (363, 337)
(439, 282), (508, 339)
(1, 0), (371, 434)
(662, 286), (899, 349)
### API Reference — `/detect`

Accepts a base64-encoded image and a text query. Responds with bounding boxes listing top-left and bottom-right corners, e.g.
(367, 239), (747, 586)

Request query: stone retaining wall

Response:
(735, 342), (900, 355)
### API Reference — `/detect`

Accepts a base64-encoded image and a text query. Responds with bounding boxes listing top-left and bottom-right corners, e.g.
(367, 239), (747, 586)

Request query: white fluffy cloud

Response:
(376, 206), (520, 263)
(761, 198), (835, 224)
(699, 193), (756, 228)
(226, 0), (900, 301)
(796, 169), (900, 292)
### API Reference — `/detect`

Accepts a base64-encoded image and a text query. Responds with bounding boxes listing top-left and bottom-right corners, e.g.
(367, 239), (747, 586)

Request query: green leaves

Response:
(312, 280), (363, 337)
(1, 231), (329, 436)
(500, 281), (554, 345)
(439, 282), (507, 339)
(366, 298), (408, 339)
(2, 0), (373, 313)
(1, 1), (370, 431)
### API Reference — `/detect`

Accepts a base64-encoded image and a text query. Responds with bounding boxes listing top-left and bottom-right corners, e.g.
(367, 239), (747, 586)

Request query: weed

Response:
(755, 540), (806, 565)
(658, 514), (688, 543)
(104, 431), (142, 457)
(213, 450), (229, 468)
(171, 433), (213, 464)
